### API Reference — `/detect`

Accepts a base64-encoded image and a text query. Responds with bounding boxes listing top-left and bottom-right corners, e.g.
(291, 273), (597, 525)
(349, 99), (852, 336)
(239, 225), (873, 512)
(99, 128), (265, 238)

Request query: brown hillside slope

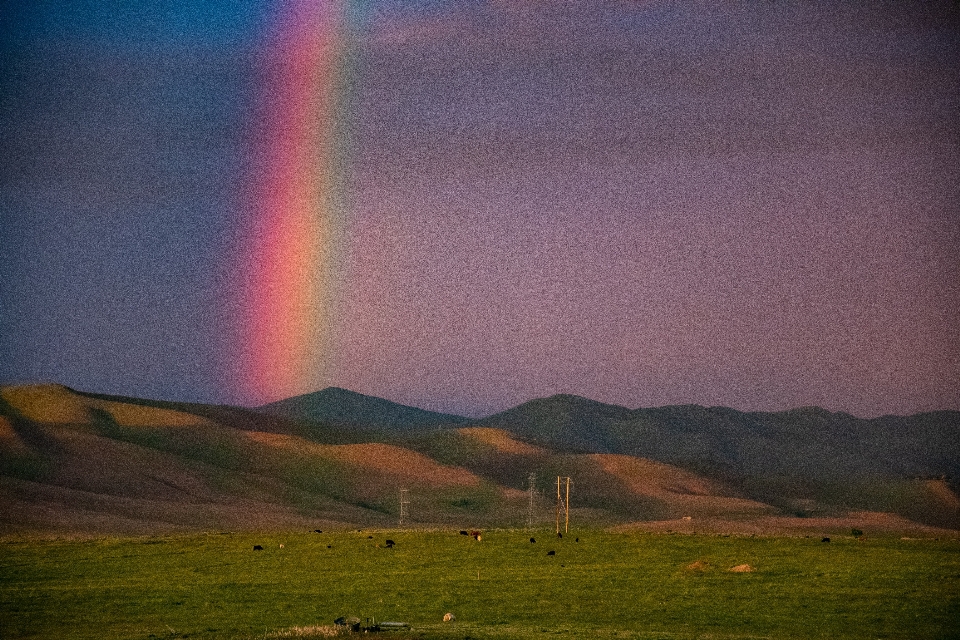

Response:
(246, 432), (483, 488)
(2, 383), (954, 536)
(456, 427), (547, 456)
(1, 384), (214, 428)
(590, 454), (775, 518)
(0, 422), (367, 537)
(0, 416), (30, 454)
(0, 385), (512, 535)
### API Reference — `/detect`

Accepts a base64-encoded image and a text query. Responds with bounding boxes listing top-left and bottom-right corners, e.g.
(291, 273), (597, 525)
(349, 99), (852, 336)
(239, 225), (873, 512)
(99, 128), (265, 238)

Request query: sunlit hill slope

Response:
(1, 383), (957, 537)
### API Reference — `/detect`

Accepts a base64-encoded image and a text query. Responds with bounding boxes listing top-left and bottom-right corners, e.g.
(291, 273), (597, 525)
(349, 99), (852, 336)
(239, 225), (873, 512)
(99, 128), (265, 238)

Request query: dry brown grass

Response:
(729, 564), (754, 572)
(0, 416), (30, 454)
(268, 625), (346, 638)
(456, 427), (547, 455)
(0, 383), (213, 428)
(246, 432), (483, 488)
(684, 559), (711, 571)
(613, 511), (960, 538)
(924, 479), (960, 510)
(1, 384), (90, 424)
(329, 443), (482, 487)
(591, 453), (774, 518)
(94, 400), (213, 428)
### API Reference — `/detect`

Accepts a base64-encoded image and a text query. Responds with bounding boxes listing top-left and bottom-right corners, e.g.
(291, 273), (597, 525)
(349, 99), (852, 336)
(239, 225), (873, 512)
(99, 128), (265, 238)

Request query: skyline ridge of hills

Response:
(1, 381), (958, 537)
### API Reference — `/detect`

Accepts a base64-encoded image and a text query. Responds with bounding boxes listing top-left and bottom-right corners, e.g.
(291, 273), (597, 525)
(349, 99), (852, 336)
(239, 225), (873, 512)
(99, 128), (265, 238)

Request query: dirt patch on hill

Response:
(684, 559), (711, 572)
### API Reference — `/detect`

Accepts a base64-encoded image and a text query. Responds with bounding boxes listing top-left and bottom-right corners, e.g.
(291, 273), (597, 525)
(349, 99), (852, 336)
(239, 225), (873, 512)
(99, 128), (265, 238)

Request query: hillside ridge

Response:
(258, 386), (473, 431)
(1, 382), (958, 536)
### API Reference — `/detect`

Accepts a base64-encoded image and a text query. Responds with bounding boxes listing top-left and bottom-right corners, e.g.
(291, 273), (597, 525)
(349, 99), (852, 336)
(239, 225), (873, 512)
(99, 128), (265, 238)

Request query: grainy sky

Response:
(1, 1), (958, 418)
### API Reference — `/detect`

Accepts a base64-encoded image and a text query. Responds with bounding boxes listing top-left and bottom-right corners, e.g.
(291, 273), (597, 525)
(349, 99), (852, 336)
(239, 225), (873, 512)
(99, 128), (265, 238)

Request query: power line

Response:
(555, 476), (570, 534)
(399, 488), (409, 526)
(527, 472), (537, 529)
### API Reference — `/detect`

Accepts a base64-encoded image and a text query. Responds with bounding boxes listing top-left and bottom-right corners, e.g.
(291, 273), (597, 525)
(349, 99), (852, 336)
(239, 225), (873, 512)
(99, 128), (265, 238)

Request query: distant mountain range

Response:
(1, 383), (958, 537)
(266, 388), (960, 481)
(486, 394), (960, 477)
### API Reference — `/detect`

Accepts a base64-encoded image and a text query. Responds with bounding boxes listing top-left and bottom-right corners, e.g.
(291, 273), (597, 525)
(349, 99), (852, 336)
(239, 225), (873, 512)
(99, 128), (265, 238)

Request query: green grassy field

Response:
(1, 529), (957, 640)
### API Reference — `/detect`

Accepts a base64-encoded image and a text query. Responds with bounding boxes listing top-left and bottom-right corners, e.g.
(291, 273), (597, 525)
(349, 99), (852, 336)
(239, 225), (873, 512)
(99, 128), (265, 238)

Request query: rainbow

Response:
(237, 0), (356, 404)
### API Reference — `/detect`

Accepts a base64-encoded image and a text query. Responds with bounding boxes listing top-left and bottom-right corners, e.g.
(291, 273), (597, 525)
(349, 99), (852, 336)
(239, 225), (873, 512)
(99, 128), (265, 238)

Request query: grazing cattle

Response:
(575, 538), (579, 542)
(470, 530), (481, 537)
(443, 613), (455, 622)
(368, 535), (373, 539)
(385, 540), (395, 547)
(547, 550), (556, 556)
(459, 530), (468, 535)
(822, 537), (831, 543)
(314, 530), (322, 533)
(327, 545), (332, 549)
(530, 538), (536, 543)
(557, 532), (562, 539)
(279, 544), (284, 549)
(253, 545), (263, 551)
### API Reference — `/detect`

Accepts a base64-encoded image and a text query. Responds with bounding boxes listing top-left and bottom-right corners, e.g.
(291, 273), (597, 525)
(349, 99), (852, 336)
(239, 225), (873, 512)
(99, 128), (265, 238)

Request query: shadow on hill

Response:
(1, 383), (958, 534)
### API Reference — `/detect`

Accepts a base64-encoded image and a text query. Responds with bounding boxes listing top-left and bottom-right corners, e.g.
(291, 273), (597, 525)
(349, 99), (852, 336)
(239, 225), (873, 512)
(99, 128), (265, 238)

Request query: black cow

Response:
(459, 530), (468, 535)
(822, 537), (831, 543)
(530, 538), (536, 543)
(253, 545), (263, 551)
(547, 550), (556, 556)
(385, 539), (395, 547)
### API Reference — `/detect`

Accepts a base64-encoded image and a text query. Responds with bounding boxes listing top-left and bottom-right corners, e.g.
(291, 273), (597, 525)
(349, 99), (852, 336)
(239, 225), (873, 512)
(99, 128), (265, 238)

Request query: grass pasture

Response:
(1, 529), (958, 640)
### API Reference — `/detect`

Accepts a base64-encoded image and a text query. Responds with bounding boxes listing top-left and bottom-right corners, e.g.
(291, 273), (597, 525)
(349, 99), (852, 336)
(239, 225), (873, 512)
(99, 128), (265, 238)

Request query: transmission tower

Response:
(555, 476), (571, 534)
(526, 472), (537, 529)
(399, 488), (409, 526)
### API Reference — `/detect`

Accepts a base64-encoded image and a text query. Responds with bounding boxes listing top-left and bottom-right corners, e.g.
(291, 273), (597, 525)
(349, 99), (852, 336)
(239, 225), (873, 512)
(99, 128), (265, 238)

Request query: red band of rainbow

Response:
(238, 0), (352, 404)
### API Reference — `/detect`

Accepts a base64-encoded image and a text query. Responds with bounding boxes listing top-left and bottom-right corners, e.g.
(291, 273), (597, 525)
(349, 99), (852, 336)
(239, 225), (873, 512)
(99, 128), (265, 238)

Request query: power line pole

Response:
(399, 488), (409, 526)
(556, 476), (571, 534)
(527, 472), (537, 529)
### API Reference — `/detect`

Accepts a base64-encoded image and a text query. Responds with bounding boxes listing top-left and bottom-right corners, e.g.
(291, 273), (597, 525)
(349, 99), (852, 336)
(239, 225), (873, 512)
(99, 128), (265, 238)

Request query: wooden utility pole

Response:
(555, 476), (570, 534)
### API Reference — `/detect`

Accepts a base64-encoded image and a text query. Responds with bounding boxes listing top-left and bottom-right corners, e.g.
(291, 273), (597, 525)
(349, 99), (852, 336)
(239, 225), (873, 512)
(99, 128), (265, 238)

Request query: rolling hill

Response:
(484, 394), (960, 478)
(1, 383), (958, 537)
(259, 387), (472, 431)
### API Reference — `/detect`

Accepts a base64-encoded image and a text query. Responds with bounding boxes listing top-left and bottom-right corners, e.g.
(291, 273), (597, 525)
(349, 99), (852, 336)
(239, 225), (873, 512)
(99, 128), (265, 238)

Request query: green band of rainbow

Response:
(238, 0), (354, 404)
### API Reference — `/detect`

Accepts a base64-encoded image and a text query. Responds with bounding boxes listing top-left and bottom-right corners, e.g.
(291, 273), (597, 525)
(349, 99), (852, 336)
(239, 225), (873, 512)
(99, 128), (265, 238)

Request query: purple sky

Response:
(2, 1), (958, 418)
